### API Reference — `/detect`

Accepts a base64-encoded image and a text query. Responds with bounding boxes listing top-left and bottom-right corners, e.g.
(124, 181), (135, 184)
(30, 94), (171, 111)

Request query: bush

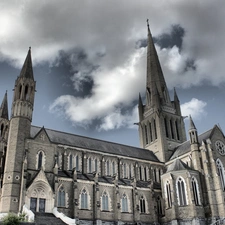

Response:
(2, 213), (21, 225)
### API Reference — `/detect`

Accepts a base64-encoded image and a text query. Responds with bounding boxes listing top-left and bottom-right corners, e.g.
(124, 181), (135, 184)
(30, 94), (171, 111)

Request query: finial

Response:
(146, 19), (149, 27)
(29, 47), (31, 50)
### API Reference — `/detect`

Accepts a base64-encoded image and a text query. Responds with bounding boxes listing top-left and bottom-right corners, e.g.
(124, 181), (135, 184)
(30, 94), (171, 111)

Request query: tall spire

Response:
(146, 20), (170, 105)
(0, 91), (8, 120)
(19, 47), (34, 80)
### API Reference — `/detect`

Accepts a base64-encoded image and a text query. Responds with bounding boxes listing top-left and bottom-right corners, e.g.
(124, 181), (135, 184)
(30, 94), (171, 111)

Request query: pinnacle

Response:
(0, 91), (9, 120)
(189, 115), (196, 130)
(19, 47), (34, 80)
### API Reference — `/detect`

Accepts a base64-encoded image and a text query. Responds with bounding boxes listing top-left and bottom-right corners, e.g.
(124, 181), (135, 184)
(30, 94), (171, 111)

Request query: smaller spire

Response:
(19, 47), (34, 80)
(174, 87), (179, 102)
(189, 115), (196, 130)
(138, 93), (143, 107)
(0, 91), (9, 120)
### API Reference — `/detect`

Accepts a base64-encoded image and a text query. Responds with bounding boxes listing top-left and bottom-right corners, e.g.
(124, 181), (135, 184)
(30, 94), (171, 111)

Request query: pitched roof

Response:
(170, 128), (213, 160)
(30, 126), (160, 162)
(167, 159), (192, 172)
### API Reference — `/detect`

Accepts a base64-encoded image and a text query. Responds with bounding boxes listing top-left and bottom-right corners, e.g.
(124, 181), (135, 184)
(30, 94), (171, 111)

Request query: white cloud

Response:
(181, 98), (207, 120)
(49, 49), (144, 130)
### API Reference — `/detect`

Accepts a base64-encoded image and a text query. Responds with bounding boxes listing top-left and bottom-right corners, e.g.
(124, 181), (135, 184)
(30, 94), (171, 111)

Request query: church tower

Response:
(0, 48), (36, 213)
(138, 22), (186, 162)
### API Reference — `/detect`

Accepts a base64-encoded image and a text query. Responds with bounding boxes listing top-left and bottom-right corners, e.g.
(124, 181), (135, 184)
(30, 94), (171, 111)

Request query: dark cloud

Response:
(136, 24), (185, 50)
(154, 25), (185, 50)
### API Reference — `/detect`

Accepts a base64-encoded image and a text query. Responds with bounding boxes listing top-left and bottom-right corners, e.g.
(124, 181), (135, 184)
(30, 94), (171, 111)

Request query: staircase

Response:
(34, 213), (67, 225)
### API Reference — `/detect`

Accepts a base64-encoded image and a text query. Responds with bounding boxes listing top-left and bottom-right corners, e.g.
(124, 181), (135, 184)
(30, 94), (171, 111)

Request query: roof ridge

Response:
(31, 125), (155, 152)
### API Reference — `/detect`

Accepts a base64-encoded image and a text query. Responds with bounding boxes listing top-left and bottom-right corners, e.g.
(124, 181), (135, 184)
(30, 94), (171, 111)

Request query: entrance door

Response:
(30, 198), (37, 212)
(39, 198), (46, 212)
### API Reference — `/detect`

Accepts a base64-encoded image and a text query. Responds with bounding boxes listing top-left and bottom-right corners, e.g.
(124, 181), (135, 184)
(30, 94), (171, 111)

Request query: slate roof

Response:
(30, 126), (160, 162)
(170, 128), (213, 160)
(167, 159), (193, 172)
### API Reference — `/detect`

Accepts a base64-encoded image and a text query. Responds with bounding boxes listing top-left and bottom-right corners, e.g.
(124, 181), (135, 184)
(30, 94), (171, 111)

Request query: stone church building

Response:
(0, 23), (225, 225)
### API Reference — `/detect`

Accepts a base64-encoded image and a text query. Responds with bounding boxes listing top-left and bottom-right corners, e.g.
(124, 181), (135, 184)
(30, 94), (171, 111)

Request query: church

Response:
(0, 22), (225, 225)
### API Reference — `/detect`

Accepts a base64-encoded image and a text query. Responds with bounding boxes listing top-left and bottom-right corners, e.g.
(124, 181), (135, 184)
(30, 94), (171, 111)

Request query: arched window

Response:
(145, 124), (148, 145)
(94, 158), (98, 172)
(216, 159), (225, 191)
(149, 122), (152, 142)
(153, 119), (157, 140)
(123, 163), (127, 178)
(170, 119), (174, 139)
(69, 154), (73, 170)
(121, 194), (128, 212)
(177, 177), (187, 206)
(101, 191), (109, 211)
(81, 189), (88, 209)
(191, 177), (201, 205)
(164, 118), (169, 138)
(106, 160), (110, 176)
(140, 196), (146, 213)
(0, 124), (4, 137)
(156, 196), (163, 215)
(75, 155), (79, 171)
(175, 120), (180, 140)
(88, 158), (92, 173)
(166, 181), (172, 208)
(139, 166), (142, 180)
(58, 186), (65, 207)
(112, 161), (115, 175)
(19, 84), (22, 99)
(24, 85), (29, 100)
(38, 152), (43, 169)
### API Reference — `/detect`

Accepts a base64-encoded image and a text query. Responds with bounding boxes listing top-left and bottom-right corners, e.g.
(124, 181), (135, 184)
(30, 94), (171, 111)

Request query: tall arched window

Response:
(121, 194), (128, 212)
(58, 186), (65, 207)
(177, 177), (187, 206)
(139, 166), (142, 180)
(76, 155), (79, 171)
(88, 158), (92, 173)
(38, 152), (43, 169)
(166, 181), (172, 208)
(191, 177), (201, 205)
(123, 163), (127, 178)
(216, 159), (225, 191)
(0, 124), (4, 137)
(156, 196), (163, 215)
(106, 160), (110, 176)
(24, 85), (29, 100)
(94, 158), (98, 172)
(112, 161), (115, 175)
(145, 124), (148, 145)
(81, 189), (88, 209)
(69, 154), (73, 170)
(101, 191), (109, 211)
(140, 196), (146, 213)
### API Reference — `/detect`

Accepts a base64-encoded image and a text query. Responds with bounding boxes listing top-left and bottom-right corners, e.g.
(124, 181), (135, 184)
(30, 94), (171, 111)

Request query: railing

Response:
(52, 207), (76, 225)
(22, 204), (35, 222)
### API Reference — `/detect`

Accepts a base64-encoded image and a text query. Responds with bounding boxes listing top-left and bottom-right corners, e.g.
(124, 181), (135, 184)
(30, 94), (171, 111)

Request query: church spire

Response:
(146, 20), (170, 106)
(0, 91), (8, 120)
(19, 47), (34, 80)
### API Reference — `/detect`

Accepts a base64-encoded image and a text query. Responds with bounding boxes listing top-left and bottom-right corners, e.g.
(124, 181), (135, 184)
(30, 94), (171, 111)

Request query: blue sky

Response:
(1, 0), (225, 147)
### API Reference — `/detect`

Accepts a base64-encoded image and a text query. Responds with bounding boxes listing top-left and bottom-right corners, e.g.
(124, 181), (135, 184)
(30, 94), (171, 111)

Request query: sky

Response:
(1, 0), (225, 147)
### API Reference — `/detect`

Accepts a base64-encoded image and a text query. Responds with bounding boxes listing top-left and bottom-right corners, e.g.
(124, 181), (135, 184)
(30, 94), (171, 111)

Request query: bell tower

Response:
(0, 48), (36, 212)
(138, 22), (186, 162)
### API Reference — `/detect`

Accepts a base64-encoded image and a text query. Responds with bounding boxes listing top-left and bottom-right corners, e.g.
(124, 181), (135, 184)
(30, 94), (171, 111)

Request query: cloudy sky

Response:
(1, 0), (225, 147)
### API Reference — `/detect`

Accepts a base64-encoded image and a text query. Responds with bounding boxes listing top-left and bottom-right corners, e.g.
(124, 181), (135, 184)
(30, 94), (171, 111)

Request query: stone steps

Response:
(34, 213), (67, 225)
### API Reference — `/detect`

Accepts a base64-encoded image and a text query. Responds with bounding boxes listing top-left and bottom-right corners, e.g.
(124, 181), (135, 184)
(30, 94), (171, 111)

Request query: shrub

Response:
(2, 213), (21, 225)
